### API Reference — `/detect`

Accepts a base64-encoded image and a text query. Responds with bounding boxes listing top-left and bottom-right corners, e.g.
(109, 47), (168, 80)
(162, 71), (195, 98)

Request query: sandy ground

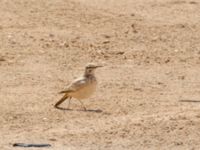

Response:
(1, 0), (200, 149)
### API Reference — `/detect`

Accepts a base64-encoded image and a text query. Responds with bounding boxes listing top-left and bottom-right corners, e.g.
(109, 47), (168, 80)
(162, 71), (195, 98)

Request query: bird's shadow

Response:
(179, 99), (200, 103)
(55, 107), (103, 113)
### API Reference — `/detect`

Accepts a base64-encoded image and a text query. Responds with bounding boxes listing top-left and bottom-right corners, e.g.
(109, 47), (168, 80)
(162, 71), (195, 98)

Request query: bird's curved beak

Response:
(95, 65), (103, 68)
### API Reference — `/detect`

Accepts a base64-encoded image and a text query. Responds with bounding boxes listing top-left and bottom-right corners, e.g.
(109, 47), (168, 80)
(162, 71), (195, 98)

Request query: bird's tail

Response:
(59, 91), (66, 94)
(58, 90), (73, 94)
(54, 94), (68, 108)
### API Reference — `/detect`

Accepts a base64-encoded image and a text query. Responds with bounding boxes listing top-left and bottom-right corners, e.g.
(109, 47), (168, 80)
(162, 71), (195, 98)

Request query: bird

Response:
(54, 63), (103, 110)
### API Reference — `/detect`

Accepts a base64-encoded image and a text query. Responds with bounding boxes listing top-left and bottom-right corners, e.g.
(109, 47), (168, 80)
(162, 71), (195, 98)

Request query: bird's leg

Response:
(67, 97), (71, 109)
(78, 99), (86, 111)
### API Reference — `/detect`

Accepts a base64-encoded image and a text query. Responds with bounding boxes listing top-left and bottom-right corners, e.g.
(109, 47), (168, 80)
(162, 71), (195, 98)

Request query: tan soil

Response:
(1, 0), (200, 149)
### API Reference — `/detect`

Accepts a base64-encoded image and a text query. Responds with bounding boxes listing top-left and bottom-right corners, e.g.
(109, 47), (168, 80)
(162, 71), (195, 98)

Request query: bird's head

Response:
(84, 63), (103, 76)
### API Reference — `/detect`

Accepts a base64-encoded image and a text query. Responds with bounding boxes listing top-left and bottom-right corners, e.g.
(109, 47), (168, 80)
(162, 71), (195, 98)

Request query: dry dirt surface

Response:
(1, 0), (200, 149)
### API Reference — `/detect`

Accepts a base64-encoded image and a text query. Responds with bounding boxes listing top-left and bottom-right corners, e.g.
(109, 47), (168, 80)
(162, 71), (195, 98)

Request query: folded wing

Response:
(59, 77), (87, 94)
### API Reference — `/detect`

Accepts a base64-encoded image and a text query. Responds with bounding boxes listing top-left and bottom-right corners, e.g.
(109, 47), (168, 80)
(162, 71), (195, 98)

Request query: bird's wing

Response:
(59, 77), (87, 93)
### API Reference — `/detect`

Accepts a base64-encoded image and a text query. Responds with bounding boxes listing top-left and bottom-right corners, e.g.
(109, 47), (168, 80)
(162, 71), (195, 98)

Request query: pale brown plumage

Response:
(54, 63), (102, 110)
